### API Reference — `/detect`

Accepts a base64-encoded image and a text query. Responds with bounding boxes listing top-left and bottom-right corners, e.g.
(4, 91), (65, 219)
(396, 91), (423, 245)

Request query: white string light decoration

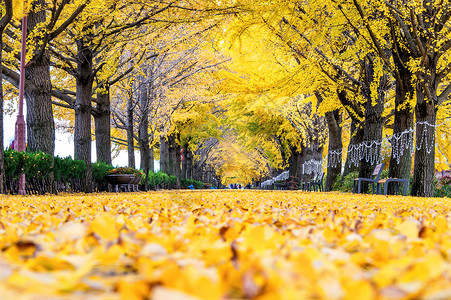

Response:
(388, 128), (415, 164)
(327, 149), (343, 168)
(323, 120), (444, 169)
(302, 159), (322, 175)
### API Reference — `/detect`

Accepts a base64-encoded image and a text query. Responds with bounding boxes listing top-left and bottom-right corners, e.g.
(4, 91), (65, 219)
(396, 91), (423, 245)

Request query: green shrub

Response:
(92, 162), (115, 181)
(380, 169), (389, 179)
(338, 171), (359, 193)
(4, 150), (53, 179)
(145, 171), (184, 189)
(4, 148), (24, 179)
(147, 171), (168, 189)
(25, 151), (53, 179)
(54, 156), (86, 181)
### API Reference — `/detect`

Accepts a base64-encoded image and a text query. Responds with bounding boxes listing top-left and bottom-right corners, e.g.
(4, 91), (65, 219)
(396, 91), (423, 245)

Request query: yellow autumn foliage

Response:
(2, 191), (451, 299)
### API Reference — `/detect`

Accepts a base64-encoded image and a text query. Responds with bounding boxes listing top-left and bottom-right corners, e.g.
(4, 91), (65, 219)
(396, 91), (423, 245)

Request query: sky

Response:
(4, 113), (158, 169)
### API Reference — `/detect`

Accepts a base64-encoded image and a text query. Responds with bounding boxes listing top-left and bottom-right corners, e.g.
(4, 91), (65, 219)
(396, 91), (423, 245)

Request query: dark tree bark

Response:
(182, 144), (188, 179)
(193, 159), (201, 182)
(25, 1), (55, 155)
(162, 132), (182, 188)
(324, 109), (342, 191)
(95, 87), (112, 165)
(138, 75), (150, 190)
(160, 132), (168, 173)
(0, 0), (12, 194)
(167, 134), (176, 176)
(288, 146), (301, 179)
(411, 89), (436, 197)
(149, 146), (154, 173)
(387, 87), (414, 192)
(293, 142), (323, 185)
(74, 33), (94, 193)
(175, 134), (182, 189)
(127, 93), (135, 168)
(358, 56), (387, 188)
(184, 147), (193, 179)
(387, 36), (415, 193)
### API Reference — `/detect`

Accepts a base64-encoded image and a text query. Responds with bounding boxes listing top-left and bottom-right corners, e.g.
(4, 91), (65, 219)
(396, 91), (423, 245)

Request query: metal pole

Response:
(14, 15), (27, 195)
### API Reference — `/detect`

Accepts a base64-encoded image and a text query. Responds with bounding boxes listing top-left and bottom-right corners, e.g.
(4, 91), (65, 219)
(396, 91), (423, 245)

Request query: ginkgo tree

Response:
(3, 0), (89, 156)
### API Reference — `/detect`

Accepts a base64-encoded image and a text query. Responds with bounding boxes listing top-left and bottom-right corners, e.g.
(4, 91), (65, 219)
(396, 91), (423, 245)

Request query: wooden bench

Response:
(377, 178), (409, 196)
(353, 163), (385, 194)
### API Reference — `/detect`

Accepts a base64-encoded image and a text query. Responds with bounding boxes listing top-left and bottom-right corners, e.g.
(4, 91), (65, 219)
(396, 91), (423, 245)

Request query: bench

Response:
(274, 181), (289, 190)
(309, 173), (324, 192)
(377, 178), (409, 196)
(353, 163), (385, 194)
(303, 173), (324, 191)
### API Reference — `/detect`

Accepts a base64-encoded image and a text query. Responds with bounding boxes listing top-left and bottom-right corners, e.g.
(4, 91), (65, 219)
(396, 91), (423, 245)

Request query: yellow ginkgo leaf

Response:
(89, 213), (118, 241)
(396, 220), (419, 240)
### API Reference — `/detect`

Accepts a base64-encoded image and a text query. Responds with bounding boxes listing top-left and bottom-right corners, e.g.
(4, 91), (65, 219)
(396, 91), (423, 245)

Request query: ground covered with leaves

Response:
(1, 191), (451, 299)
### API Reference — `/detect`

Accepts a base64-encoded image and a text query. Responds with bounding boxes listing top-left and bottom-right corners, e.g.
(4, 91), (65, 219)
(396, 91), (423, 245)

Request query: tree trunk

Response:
(298, 141), (323, 184)
(325, 109), (342, 191)
(95, 88), (111, 165)
(387, 50), (415, 193)
(74, 35), (93, 193)
(138, 76), (150, 190)
(149, 147), (154, 173)
(185, 149), (193, 179)
(160, 133), (168, 173)
(358, 103), (384, 190)
(182, 144), (189, 179)
(175, 134), (181, 189)
(127, 94), (135, 168)
(193, 159), (201, 181)
(167, 134), (176, 176)
(25, 1), (55, 155)
(288, 145), (300, 178)
(411, 90), (436, 197)
(358, 57), (386, 189)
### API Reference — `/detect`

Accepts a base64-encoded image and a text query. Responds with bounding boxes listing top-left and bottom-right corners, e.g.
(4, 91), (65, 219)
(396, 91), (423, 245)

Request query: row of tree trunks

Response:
(159, 132), (182, 188)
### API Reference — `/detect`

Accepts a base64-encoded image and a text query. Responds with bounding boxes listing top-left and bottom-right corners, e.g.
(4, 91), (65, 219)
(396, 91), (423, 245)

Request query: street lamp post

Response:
(14, 14), (27, 195)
